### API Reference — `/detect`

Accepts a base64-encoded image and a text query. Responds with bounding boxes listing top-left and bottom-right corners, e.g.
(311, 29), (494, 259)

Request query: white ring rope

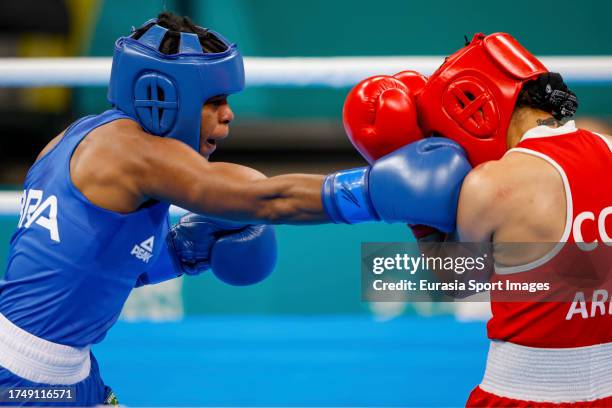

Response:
(0, 191), (186, 216)
(0, 192), (20, 215)
(0, 56), (611, 87)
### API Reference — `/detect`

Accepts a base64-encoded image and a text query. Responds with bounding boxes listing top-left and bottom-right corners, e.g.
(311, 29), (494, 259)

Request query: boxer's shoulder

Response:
(457, 153), (564, 241)
(72, 119), (145, 180)
(502, 148), (565, 186)
(69, 118), (161, 213)
(460, 159), (520, 206)
(480, 152), (563, 206)
(456, 161), (509, 240)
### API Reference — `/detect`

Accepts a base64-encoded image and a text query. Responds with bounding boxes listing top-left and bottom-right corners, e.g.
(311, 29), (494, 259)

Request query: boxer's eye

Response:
(207, 95), (227, 107)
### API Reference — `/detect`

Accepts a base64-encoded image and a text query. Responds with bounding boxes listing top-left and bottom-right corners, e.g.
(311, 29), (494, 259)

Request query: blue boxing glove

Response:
(166, 213), (277, 286)
(322, 137), (471, 232)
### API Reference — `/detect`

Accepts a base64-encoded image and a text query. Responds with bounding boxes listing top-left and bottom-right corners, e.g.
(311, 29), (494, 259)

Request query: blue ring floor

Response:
(93, 316), (488, 407)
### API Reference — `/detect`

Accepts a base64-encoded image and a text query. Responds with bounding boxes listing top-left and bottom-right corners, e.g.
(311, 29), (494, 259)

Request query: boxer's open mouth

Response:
(207, 138), (216, 146)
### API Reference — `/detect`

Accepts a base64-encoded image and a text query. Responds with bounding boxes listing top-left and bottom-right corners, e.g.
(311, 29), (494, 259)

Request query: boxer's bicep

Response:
(456, 169), (499, 242)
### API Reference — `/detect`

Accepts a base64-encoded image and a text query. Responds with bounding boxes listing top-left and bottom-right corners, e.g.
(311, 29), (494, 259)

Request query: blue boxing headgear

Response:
(107, 19), (245, 150)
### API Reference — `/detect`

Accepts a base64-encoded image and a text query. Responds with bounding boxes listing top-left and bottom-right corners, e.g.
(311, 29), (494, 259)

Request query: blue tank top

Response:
(0, 110), (171, 347)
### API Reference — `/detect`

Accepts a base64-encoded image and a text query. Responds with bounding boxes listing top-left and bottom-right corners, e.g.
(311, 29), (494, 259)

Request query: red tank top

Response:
(487, 121), (612, 348)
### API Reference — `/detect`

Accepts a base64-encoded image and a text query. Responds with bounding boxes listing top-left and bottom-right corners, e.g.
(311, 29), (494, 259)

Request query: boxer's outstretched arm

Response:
(136, 135), (327, 224)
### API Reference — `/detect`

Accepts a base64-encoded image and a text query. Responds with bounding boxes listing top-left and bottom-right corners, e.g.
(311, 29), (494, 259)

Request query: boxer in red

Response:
(344, 33), (612, 406)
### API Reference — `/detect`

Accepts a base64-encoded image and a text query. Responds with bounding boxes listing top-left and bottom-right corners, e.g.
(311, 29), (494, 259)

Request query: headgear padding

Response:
(108, 19), (245, 150)
(417, 33), (548, 166)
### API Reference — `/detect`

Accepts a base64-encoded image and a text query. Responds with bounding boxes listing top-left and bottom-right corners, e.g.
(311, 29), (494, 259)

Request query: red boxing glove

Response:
(393, 70), (428, 94)
(342, 71), (428, 163)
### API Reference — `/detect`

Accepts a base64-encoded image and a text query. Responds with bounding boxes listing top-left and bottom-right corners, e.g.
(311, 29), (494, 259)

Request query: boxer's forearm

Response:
(249, 174), (329, 224)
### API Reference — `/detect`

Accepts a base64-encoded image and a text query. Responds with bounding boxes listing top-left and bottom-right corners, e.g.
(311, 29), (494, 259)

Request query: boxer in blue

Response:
(0, 12), (471, 405)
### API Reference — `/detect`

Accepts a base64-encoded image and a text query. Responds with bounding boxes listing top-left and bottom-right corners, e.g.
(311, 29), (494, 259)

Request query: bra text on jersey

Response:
(18, 189), (60, 243)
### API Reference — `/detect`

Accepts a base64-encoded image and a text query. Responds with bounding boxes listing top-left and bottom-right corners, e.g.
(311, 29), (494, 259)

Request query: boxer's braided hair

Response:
(515, 72), (578, 121)
(131, 12), (227, 54)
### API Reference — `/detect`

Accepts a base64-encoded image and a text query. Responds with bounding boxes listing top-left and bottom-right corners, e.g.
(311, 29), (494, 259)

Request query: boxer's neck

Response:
(506, 107), (561, 149)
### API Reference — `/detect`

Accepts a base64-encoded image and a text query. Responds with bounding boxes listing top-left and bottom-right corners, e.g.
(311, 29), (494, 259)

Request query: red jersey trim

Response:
(593, 132), (612, 152)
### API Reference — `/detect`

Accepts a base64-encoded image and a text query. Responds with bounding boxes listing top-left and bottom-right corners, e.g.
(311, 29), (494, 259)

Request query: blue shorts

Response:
(0, 353), (112, 406)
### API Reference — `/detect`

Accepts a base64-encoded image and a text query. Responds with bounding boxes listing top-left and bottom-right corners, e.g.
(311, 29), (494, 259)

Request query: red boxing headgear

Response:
(417, 33), (548, 166)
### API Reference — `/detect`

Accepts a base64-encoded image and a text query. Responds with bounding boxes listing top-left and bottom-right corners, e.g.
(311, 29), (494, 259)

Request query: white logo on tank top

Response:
(18, 189), (60, 243)
(131, 236), (154, 263)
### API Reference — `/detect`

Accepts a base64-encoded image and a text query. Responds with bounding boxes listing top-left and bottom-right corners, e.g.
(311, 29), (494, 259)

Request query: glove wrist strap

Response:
(322, 167), (380, 224)
(166, 229), (210, 276)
